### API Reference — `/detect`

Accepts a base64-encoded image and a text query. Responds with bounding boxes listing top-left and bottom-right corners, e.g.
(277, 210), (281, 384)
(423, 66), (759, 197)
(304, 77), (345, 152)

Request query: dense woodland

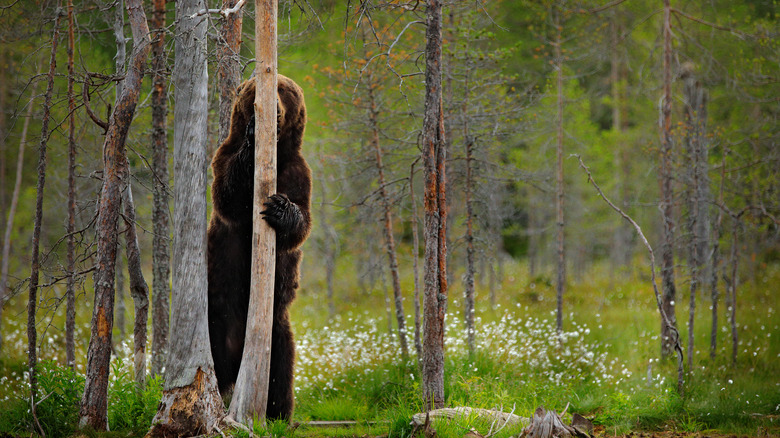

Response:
(0, 0), (778, 437)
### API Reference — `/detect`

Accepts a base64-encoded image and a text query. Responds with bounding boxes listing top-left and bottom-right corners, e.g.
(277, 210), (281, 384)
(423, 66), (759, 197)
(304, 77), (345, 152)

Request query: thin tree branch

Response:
(576, 154), (685, 394)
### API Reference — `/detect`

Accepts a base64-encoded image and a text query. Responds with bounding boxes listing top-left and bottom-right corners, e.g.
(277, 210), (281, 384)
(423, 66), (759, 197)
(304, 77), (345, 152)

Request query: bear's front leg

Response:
(261, 193), (309, 250)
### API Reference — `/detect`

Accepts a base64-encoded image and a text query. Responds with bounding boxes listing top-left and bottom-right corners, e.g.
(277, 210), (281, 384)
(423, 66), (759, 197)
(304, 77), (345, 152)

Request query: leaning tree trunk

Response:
(29, 10), (63, 436)
(422, 0), (447, 410)
(150, 0), (169, 379)
(79, 0), (150, 429)
(148, 1), (223, 435)
(366, 73), (408, 360)
(658, 0), (679, 360)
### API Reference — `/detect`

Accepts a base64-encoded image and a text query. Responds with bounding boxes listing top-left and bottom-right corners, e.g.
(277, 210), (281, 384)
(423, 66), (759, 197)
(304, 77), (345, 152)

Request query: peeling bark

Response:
(422, 0), (447, 410)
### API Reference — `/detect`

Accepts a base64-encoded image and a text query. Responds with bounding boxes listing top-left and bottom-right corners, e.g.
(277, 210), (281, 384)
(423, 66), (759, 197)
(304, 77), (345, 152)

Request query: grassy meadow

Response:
(0, 255), (778, 437)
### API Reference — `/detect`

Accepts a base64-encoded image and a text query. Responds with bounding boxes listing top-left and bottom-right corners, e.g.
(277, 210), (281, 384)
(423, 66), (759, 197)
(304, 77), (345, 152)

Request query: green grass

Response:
(1, 260), (778, 437)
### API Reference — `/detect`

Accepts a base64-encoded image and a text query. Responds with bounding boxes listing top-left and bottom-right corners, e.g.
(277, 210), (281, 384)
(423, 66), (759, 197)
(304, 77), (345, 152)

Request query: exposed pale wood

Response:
(147, 0), (223, 435)
(227, 0), (277, 424)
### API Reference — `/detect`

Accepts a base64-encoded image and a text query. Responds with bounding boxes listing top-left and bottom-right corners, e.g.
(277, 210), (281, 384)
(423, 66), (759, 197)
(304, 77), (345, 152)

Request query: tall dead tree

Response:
(422, 0), (447, 410)
(65, 0), (77, 369)
(148, 0), (223, 435)
(461, 54), (476, 358)
(218, 0), (244, 144)
(79, 0), (150, 429)
(410, 161), (423, 361)
(681, 63), (709, 370)
(658, 0), (678, 359)
(710, 153), (727, 359)
(366, 69), (408, 360)
(554, 5), (565, 335)
(29, 8), (62, 436)
(227, 0), (278, 423)
(150, 0), (169, 379)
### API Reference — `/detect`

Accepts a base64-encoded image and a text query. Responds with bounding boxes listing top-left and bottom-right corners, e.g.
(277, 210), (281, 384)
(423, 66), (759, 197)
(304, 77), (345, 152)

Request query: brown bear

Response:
(207, 74), (311, 420)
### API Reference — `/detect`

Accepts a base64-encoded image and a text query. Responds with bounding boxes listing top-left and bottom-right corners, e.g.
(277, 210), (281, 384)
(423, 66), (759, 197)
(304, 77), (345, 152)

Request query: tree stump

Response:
(520, 407), (592, 438)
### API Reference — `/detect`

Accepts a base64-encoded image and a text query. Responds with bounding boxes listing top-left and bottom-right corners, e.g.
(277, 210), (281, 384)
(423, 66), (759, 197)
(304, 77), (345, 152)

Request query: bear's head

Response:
(228, 74), (306, 152)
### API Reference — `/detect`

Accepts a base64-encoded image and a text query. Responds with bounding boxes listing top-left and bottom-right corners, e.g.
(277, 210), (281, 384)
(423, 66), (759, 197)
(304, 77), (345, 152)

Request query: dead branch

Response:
(576, 154), (685, 395)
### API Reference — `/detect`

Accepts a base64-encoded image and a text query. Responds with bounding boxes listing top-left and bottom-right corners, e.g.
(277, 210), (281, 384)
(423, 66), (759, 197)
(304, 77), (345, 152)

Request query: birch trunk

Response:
(148, 1), (223, 434)
(227, 0), (278, 424)
(422, 0), (447, 410)
(150, 0), (170, 379)
(80, 0), (150, 429)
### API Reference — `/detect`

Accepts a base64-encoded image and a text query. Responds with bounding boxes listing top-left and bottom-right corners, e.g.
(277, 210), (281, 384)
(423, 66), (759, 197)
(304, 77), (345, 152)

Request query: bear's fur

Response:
(207, 74), (311, 420)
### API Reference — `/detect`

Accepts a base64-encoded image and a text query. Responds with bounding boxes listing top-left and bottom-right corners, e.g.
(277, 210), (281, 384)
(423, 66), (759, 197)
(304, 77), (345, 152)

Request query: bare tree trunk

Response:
(65, 0), (77, 370)
(681, 64), (709, 371)
(727, 218), (739, 366)
(227, 0), (278, 424)
(28, 10), (62, 436)
(610, 17), (632, 272)
(150, 0), (169, 379)
(0, 81), (35, 349)
(554, 9), (565, 335)
(112, 0), (127, 345)
(149, 1), (223, 434)
(80, 0), (150, 429)
(461, 62), (476, 358)
(422, 0), (447, 410)
(659, 0), (678, 359)
(710, 154), (726, 359)
(218, 0), (244, 145)
(116, 251), (126, 340)
(121, 183), (149, 389)
(410, 161), (422, 361)
(318, 168), (336, 319)
(367, 75), (408, 360)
